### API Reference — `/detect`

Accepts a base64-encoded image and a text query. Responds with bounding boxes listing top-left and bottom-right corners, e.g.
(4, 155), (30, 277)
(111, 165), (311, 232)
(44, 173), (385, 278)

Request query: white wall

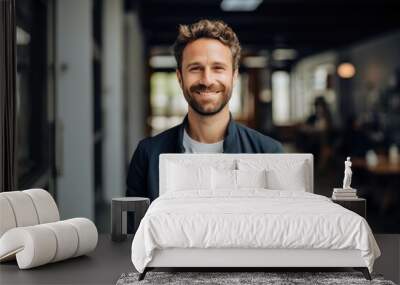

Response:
(124, 12), (146, 163)
(102, 0), (125, 201)
(55, 0), (94, 219)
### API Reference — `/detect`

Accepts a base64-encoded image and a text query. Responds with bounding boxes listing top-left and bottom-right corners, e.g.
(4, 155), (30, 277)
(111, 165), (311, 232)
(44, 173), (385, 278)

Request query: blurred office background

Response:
(8, 0), (400, 233)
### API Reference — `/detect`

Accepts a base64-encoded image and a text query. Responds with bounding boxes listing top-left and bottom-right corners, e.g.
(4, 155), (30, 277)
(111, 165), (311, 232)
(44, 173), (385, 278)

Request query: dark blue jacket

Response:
(126, 114), (283, 201)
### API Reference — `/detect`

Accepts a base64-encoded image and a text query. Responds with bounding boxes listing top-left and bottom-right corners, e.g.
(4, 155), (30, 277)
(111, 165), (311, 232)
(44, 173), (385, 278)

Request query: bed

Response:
(131, 154), (381, 280)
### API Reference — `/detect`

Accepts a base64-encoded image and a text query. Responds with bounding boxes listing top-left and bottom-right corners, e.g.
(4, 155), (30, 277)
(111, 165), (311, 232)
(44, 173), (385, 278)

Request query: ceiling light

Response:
(337, 63), (356, 79)
(221, 0), (263, 11)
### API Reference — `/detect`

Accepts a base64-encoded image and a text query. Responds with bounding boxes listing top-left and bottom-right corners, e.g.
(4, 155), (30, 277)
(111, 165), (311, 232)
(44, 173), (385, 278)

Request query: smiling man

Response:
(126, 19), (283, 202)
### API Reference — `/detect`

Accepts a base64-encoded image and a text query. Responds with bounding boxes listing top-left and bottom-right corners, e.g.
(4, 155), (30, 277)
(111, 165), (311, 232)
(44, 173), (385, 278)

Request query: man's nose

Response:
(199, 68), (213, 86)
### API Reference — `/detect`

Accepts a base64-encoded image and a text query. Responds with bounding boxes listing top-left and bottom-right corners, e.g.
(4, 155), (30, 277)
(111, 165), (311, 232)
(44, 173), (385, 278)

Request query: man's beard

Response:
(182, 82), (232, 116)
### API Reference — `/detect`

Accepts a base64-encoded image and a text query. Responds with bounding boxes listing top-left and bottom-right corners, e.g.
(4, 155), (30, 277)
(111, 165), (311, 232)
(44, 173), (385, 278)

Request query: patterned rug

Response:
(116, 271), (396, 285)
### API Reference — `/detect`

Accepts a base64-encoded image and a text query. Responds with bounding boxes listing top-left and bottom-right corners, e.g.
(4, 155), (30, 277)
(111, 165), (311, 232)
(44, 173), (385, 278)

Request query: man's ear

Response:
(176, 69), (183, 89)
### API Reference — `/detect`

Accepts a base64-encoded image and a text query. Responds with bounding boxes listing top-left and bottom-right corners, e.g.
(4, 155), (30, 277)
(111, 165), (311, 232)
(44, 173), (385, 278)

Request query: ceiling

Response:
(134, 0), (400, 59)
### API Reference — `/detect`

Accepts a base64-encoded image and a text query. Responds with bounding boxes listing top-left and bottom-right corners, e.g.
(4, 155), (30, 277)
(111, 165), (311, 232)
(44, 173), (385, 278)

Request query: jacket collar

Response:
(177, 112), (238, 153)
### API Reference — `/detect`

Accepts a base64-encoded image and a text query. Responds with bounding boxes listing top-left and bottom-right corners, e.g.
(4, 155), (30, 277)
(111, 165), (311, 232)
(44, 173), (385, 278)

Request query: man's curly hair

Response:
(173, 19), (241, 72)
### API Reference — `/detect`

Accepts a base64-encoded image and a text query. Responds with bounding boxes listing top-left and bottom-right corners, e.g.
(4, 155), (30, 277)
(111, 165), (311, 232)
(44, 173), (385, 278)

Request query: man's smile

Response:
(195, 91), (221, 96)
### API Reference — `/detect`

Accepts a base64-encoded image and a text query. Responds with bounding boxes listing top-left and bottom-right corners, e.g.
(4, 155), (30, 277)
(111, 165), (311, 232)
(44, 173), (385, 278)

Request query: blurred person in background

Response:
(297, 96), (333, 170)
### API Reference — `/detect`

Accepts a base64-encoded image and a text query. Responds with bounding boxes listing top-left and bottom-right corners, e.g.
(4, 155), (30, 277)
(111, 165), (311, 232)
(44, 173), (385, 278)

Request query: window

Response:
(16, 0), (51, 188)
(272, 71), (290, 125)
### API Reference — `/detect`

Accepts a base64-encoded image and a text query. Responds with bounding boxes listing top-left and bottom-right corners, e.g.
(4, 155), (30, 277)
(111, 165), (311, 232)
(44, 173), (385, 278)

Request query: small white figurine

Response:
(342, 157), (353, 189)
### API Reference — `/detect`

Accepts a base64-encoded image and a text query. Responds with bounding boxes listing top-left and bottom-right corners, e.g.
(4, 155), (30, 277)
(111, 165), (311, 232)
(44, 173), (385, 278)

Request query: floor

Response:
(1, 234), (399, 284)
(0, 234), (134, 285)
(373, 234), (400, 284)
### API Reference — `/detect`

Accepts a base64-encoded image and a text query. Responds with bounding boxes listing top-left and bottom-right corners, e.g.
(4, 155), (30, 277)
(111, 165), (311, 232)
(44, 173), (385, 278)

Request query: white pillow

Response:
(237, 158), (309, 191)
(236, 169), (267, 188)
(212, 168), (236, 190)
(267, 167), (306, 191)
(167, 162), (212, 191)
(212, 168), (268, 190)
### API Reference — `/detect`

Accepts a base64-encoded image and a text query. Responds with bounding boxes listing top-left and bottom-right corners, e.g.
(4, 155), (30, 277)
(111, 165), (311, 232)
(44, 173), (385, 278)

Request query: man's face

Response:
(177, 38), (238, 116)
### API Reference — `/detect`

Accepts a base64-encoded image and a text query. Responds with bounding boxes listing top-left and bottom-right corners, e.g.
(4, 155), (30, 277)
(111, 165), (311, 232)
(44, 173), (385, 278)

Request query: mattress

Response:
(131, 189), (380, 273)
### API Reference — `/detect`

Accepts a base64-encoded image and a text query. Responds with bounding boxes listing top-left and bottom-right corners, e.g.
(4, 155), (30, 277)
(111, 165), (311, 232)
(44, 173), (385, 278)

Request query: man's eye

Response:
(215, 66), (225, 71)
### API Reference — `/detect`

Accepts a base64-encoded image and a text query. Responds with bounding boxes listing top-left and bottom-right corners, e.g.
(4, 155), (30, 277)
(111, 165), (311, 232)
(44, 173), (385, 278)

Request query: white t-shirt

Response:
(183, 128), (224, 153)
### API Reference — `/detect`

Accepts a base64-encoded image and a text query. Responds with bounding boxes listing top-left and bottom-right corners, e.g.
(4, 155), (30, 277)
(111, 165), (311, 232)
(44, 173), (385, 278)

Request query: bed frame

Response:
(140, 248), (371, 280)
(138, 154), (372, 281)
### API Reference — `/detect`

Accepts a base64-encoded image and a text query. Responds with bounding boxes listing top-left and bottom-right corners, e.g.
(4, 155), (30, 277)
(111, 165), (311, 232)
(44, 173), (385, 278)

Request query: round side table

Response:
(111, 197), (150, 242)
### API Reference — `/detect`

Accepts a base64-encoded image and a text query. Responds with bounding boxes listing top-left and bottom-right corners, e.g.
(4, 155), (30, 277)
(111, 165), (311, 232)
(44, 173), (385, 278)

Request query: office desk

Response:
(0, 234), (133, 285)
(352, 156), (400, 175)
(352, 156), (400, 214)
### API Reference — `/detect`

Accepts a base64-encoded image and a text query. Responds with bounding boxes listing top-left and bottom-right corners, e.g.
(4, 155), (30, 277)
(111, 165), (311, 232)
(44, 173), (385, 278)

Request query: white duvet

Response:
(131, 190), (380, 273)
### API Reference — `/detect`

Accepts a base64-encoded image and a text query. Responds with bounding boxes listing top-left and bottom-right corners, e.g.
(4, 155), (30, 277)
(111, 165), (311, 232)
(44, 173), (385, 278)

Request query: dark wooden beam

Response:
(0, 0), (17, 192)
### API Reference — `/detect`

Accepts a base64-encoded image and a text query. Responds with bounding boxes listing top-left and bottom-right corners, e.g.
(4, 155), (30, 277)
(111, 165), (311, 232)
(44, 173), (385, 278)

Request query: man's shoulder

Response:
(136, 124), (181, 154)
(234, 121), (284, 153)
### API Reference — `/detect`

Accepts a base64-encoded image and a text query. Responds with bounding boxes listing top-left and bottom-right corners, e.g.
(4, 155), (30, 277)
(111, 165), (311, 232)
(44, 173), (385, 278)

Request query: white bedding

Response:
(131, 190), (380, 273)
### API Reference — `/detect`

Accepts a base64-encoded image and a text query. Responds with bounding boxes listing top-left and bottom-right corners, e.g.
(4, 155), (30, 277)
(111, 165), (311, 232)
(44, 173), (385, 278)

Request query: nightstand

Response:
(331, 198), (366, 218)
(111, 197), (150, 241)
